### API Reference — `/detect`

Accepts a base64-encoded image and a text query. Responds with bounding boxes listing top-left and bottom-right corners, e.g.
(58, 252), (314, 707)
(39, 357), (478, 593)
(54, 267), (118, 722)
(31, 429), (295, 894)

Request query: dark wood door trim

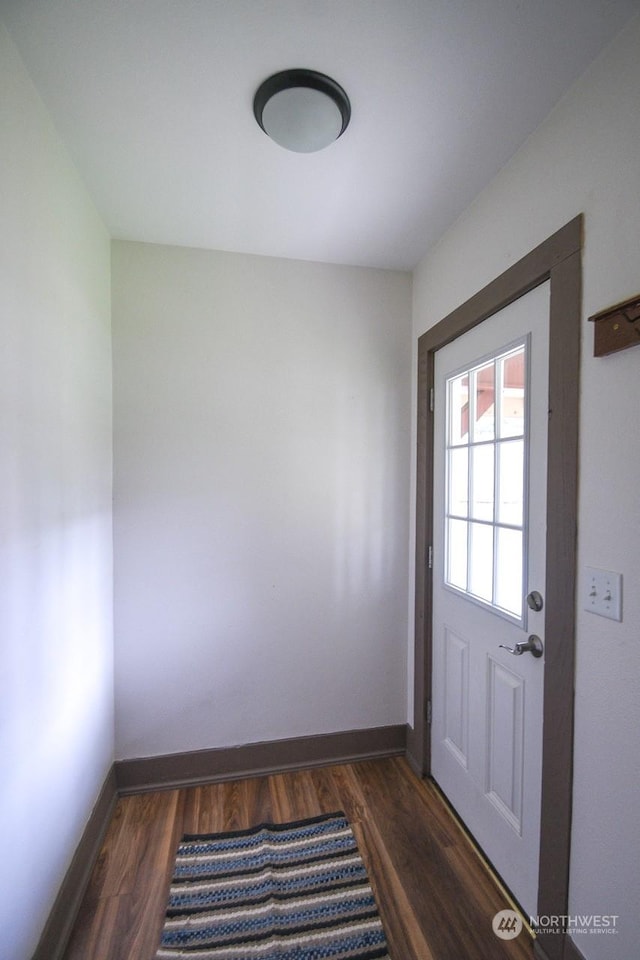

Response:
(409, 215), (582, 960)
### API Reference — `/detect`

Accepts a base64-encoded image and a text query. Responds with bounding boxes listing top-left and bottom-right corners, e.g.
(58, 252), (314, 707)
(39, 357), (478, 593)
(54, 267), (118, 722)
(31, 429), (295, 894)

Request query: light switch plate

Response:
(583, 567), (623, 621)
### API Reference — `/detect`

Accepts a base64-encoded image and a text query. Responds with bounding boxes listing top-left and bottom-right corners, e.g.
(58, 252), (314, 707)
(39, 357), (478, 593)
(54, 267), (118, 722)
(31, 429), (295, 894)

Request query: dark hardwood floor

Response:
(63, 757), (535, 960)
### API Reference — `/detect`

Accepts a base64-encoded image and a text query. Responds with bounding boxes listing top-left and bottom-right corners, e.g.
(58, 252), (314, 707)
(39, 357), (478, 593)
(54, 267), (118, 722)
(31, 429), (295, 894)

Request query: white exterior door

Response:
(431, 282), (550, 917)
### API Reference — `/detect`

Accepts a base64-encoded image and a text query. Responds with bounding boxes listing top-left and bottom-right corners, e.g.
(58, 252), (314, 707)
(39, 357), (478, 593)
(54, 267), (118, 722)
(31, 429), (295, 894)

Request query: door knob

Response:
(499, 635), (544, 658)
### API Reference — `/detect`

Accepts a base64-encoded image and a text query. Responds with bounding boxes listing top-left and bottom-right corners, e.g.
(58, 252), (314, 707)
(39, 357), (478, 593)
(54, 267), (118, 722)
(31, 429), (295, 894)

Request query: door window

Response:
(445, 342), (528, 620)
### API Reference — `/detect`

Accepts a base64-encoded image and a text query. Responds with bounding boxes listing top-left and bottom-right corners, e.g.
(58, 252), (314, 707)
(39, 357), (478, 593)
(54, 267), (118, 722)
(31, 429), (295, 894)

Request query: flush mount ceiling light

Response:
(253, 69), (351, 153)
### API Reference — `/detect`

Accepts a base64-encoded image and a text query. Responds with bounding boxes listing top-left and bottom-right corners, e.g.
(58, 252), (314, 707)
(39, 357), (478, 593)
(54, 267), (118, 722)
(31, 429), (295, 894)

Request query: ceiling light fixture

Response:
(253, 69), (351, 153)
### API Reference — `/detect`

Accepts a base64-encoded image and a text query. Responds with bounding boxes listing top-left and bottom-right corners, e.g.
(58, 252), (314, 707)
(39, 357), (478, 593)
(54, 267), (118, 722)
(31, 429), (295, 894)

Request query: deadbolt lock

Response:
(526, 590), (544, 612)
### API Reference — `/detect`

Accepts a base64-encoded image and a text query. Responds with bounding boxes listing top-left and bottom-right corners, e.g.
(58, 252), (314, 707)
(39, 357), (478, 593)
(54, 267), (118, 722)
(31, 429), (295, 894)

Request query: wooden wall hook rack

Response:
(589, 293), (640, 357)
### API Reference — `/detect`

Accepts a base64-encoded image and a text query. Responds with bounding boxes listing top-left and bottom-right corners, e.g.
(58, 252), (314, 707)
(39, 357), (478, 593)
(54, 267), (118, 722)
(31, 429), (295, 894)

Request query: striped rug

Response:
(155, 811), (390, 960)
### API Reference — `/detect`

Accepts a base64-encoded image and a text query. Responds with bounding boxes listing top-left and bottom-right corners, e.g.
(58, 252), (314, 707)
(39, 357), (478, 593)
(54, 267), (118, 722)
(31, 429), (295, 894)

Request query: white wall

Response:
(0, 22), (113, 960)
(411, 15), (640, 960)
(112, 241), (411, 760)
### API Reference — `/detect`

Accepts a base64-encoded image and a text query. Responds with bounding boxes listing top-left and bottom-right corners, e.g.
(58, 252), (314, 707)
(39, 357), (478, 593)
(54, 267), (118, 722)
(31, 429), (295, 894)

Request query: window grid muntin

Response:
(444, 340), (529, 622)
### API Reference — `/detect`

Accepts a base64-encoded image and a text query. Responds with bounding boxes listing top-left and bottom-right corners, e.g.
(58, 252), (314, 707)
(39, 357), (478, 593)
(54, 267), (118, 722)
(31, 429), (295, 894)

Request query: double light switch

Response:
(583, 567), (623, 622)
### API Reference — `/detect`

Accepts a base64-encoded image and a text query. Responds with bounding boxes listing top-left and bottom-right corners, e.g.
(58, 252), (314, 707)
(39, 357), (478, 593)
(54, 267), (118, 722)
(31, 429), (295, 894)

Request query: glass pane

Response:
(448, 447), (469, 518)
(469, 522), (493, 602)
(472, 362), (495, 442)
(500, 348), (525, 438)
(495, 527), (523, 616)
(447, 518), (468, 591)
(498, 439), (524, 526)
(449, 374), (469, 446)
(444, 342), (528, 622)
(471, 444), (494, 521)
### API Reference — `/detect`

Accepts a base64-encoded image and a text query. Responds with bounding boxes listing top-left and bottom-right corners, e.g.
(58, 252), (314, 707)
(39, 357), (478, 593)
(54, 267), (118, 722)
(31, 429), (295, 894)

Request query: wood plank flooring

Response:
(64, 757), (534, 960)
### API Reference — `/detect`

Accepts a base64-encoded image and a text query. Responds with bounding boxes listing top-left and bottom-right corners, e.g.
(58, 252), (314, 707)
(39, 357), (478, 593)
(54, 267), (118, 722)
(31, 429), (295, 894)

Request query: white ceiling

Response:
(2, 0), (638, 270)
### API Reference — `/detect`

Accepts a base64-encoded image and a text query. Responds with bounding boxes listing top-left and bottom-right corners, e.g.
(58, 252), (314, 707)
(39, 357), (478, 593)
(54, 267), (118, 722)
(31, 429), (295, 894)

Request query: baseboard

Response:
(115, 723), (408, 794)
(31, 765), (118, 960)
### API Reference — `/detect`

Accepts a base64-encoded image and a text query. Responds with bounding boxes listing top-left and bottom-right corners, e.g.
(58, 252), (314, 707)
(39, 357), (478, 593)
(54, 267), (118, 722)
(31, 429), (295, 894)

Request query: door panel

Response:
(443, 627), (469, 767)
(486, 656), (524, 832)
(431, 282), (549, 917)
